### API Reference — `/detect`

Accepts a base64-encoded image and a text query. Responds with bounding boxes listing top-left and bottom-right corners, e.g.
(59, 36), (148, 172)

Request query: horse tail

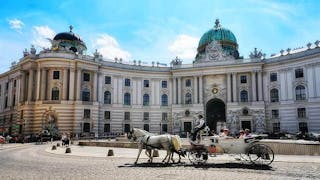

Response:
(171, 135), (182, 152)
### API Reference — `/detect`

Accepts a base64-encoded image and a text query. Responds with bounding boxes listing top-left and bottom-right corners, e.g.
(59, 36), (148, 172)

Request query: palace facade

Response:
(1, 20), (320, 137)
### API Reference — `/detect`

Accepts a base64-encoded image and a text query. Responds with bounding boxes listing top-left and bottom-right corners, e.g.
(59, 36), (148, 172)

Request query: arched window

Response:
(82, 89), (90, 101)
(161, 94), (168, 106)
(124, 93), (131, 105)
(240, 90), (248, 102)
(270, 89), (279, 102)
(185, 93), (192, 104)
(143, 94), (149, 106)
(296, 85), (306, 100)
(104, 91), (111, 104)
(51, 87), (59, 100)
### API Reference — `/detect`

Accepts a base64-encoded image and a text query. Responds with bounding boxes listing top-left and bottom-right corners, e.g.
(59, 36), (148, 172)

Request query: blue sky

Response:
(1, 0), (320, 73)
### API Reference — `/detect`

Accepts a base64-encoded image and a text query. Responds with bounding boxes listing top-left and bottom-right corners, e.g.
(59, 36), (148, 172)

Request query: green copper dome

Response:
(196, 19), (239, 59)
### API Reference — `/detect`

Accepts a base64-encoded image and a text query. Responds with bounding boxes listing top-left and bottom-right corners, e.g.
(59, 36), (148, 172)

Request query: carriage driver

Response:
(191, 114), (206, 141)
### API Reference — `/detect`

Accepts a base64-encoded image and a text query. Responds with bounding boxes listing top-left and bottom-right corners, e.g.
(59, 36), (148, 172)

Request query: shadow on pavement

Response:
(119, 162), (273, 170)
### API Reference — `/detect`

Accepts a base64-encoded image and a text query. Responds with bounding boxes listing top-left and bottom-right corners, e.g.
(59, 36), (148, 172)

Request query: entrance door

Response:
(184, 122), (192, 133)
(206, 98), (226, 132)
(241, 121), (251, 131)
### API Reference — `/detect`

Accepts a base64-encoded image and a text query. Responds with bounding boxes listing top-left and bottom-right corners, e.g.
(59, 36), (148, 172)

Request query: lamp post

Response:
(159, 123), (162, 134)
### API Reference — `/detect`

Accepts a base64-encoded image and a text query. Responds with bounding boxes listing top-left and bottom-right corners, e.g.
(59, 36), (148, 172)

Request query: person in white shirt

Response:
(191, 115), (205, 141)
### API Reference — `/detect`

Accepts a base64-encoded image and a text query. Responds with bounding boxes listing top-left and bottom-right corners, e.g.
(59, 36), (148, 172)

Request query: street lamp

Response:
(159, 123), (162, 134)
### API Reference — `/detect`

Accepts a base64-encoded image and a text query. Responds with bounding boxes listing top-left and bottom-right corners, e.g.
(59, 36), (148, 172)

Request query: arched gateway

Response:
(206, 98), (226, 132)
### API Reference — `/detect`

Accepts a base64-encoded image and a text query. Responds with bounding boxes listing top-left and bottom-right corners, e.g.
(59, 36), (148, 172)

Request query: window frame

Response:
(240, 75), (247, 84)
(53, 71), (60, 80)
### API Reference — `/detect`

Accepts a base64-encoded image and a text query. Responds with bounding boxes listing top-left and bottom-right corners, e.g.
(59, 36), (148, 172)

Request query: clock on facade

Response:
(212, 88), (218, 94)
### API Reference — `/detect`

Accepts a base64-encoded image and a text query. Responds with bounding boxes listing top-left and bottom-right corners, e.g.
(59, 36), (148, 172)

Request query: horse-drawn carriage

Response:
(187, 135), (274, 165)
(128, 128), (274, 166)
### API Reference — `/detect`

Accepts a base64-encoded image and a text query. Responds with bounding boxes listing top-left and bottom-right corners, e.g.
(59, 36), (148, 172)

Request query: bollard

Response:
(51, 145), (57, 150)
(65, 147), (71, 153)
(107, 149), (114, 156)
(153, 150), (159, 157)
(57, 143), (60, 147)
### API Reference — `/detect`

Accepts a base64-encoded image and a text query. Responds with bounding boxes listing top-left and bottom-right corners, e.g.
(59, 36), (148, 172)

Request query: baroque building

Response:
(1, 21), (320, 137)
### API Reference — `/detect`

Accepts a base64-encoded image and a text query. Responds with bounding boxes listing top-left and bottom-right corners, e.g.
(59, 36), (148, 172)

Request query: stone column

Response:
(40, 69), (47, 100)
(97, 73), (103, 103)
(46, 69), (51, 100)
(199, 76), (203, 104)
(35, 67), (41, 100)
(177, 77), (182, 104)
(20, 72), (26, 102)
(251, 71), (257, 102)
(69, 68), (75, 100)
(193, 76), (198, 104)
(27, 69), (34, 101)
(232, 72), (237, 102)
(7, 79), (13, 107)
(76, 68), (82, 101)
(172, 77), (176, 104)
(227, 73), (232, 102)
(93, 72), (98, 102)
(62, 68), (68, 100)
(258, 71), (263, 101)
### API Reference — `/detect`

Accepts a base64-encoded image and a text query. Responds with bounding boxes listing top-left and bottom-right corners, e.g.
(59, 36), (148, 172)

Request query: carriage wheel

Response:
(247, 144), (274, 166)
(188, 151), (207, 165)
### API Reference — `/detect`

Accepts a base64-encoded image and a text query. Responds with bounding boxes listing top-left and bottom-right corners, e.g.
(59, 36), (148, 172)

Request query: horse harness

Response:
(140, 134), (173, 150)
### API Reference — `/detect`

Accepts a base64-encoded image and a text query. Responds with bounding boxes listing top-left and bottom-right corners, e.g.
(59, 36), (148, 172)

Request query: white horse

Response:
(127, 128), (184, 164)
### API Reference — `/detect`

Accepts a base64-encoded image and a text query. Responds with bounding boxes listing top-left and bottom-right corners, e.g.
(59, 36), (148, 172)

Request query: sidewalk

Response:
(45, 144), (320, 163)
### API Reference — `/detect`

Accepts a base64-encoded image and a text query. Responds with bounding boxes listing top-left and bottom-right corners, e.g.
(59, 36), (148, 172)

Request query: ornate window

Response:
(162, 112), (168, 121)
(104, 124), (110, 132)
(83, 123), (90, 132)
(143, 124), (149, 131)
(143, 80), (149, 88)
(124, 93), (131, 105)
(162, 80), (167, 88)
(105, 76), (111, 84)
(271, 109), (279, 118)
(240, 75), (247, 83)
(161, 94), (168, 106)
(185, 79), (191, 87)
(162, 124), (168, 133)
(104, 111), (110, 120)
(240, 90), (248, 102)
(53, 71), (60, 79)
(82, 90), (90, 101)
(83, 72), (90, 81)
(297, 108), (306, 118)
(185, 93), (192, 104)
(124, 124), (130, 132)
(143, 94), (150, 106)
(104, 91), (111, 104)
(295, 85), (306, 100)
(143, 112), (149, 121)
(273, 122), (280, 133)
(295, 68), (304, 78)
(299, 122), (308, 133)
(124, 112), (130, 120)
(125, 78), (130, 87)
(51, 87), (60, 100)
(270, 89), (279, 102)
(84, 109), (90, 119)
(270, 73), (277, 82)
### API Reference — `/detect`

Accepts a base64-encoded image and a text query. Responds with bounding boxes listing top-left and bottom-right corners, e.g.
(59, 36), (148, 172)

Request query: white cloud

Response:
(92, 34), (131, 60)
(32, 26), (55, 48)
(8, 19), (24, 33)
(168, 34), (198, 60)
